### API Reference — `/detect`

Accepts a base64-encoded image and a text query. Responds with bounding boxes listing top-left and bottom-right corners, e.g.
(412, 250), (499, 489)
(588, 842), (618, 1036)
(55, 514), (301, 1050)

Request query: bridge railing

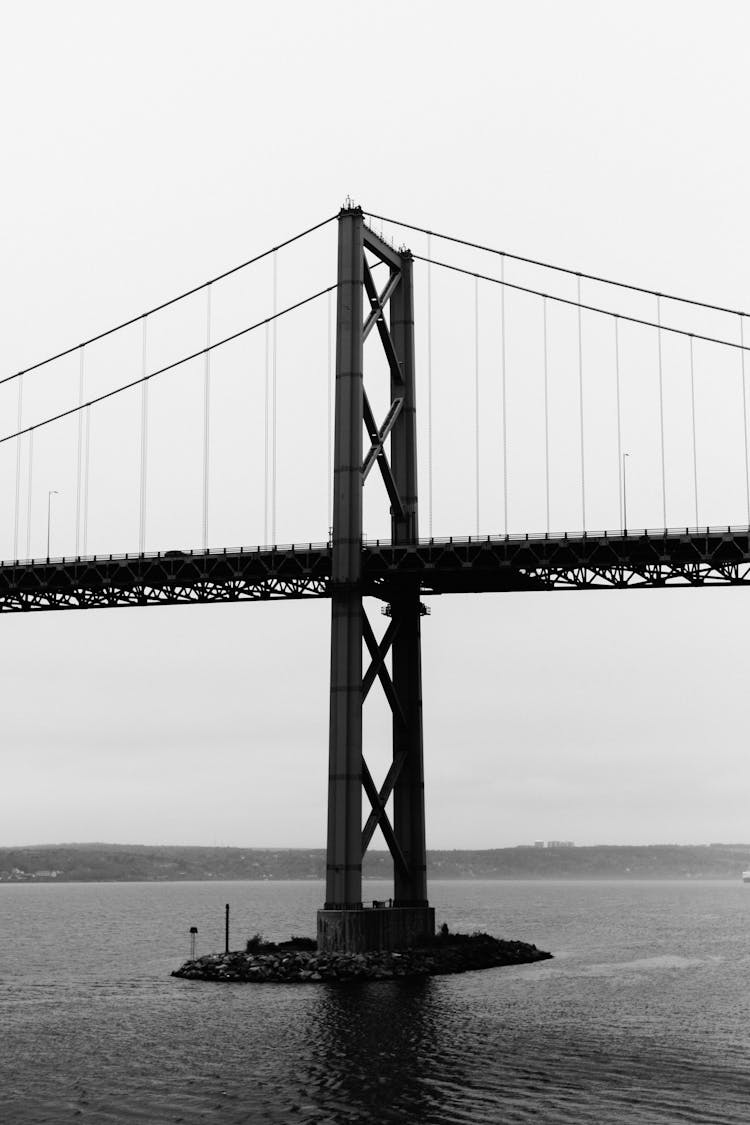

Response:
(3, 524), (750, 572)
(0, 541), (332, 569)
(364, 524), (750, 548)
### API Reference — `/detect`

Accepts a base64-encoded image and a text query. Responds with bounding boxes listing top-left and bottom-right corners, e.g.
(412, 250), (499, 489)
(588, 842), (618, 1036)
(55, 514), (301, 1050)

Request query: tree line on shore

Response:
(1, 841), (749, 882)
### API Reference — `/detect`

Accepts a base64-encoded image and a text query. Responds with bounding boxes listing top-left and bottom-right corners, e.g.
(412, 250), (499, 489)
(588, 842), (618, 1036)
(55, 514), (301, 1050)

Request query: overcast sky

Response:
(2, 0), (750, 852)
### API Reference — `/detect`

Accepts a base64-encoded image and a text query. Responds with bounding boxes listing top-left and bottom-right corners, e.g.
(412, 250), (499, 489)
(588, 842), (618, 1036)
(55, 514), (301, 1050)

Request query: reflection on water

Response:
(304, 981), (443, 1122)
(2, 879), (750, 1123)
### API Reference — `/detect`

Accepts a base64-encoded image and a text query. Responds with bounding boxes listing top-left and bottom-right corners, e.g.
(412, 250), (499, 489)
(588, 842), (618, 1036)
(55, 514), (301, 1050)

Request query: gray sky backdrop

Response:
(1, 1), (749, 849)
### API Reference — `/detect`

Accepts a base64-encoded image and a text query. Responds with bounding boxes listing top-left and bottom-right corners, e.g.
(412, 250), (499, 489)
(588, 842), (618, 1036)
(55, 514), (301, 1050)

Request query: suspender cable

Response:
(13, 375), (23, 558)
(272, 251), (278, 544)
(614, 318), (623, 531)
(327, 289), (333, 533)
(264, 321), (270, 545)
(543, 297), (550, 534)
(25, 429), (34, 558)
(689, 335), (699, 528)
(656, 295), (667, 527)
(202, 285), (212, 551)
(501, 255), (508, 536)
(75, 348), (85, 554)
(139, 318), (149, 553)
(427, 233), (433, 537)
(82, 408), (91, 555)
(740, 316), (749, 524)
(577, 276), (586, 532)
(474, 275), (480, 535)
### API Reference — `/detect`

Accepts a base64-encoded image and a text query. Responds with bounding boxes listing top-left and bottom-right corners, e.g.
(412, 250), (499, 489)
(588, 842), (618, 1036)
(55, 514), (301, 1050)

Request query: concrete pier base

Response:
(317, 905), (435, 952)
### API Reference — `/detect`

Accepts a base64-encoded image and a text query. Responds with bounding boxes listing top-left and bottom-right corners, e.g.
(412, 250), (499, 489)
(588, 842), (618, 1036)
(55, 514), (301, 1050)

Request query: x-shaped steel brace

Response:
(360, 610), (411, 875)
(356, 228), (414, 878)
(362, 392), (405, 518)
(362, 611), (405, 725)
(360, 254), (406, 519)
(362, 395), (403, 481)
(361, 756), (409, 876)
(363, 260), (403, 383)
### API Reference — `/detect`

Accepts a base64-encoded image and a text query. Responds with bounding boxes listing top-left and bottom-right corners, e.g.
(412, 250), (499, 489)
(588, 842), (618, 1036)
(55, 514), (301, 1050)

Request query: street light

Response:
(47, 490), (59, 559)
(622, 453), (630, 534)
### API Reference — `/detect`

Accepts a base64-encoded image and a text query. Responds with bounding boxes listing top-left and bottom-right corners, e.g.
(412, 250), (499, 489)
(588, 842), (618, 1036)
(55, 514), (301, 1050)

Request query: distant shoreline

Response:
(2, 842), (749, 884)
(2, 875), (747, 885)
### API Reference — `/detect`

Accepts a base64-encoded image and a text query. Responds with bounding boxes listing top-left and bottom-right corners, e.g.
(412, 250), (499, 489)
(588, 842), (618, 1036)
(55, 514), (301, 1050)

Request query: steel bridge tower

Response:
(317, 207), (435, 952)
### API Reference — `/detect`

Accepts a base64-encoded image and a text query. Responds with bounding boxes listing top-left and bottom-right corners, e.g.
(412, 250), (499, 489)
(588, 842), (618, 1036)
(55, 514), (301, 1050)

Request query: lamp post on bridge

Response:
(47, 490), (59, 559)
(622, 453), (630, 534)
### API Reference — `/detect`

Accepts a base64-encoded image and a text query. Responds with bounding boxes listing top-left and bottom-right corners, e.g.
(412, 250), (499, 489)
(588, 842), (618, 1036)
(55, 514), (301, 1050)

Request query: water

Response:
(2, 879), (749, 1123)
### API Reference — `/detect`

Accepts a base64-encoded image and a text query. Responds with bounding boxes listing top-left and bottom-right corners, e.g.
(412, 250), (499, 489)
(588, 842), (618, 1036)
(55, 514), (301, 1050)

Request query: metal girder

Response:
(360, 528), (750, 595)
(0, 577), (328, 612)
(525, 561), (750, 590)
(363, 224), (403, 269)
(0, 547), (332, 612)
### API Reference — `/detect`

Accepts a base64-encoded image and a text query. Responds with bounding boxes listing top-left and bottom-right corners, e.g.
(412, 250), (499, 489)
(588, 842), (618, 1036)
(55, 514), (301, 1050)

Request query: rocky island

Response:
(172, 931), (552, 984)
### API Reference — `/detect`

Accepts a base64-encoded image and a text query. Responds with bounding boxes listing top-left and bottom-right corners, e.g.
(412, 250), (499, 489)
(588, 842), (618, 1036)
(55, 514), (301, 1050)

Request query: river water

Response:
(2, 878), (749, 1123)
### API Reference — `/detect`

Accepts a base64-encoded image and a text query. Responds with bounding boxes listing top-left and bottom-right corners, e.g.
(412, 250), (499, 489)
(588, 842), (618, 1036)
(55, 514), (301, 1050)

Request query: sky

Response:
(1, 0), (750, 852)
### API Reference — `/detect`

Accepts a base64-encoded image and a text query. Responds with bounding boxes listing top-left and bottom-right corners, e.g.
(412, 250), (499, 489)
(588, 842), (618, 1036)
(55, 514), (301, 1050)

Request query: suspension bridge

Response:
(4, 204), (750, 950)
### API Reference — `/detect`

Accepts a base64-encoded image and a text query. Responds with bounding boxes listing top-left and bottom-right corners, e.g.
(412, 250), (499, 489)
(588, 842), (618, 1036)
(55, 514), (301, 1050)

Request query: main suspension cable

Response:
(412, 255), (750, 355)
(2, 213), (338, 388)
(364, 210), (748, 318)
(0, 284), (338, 448)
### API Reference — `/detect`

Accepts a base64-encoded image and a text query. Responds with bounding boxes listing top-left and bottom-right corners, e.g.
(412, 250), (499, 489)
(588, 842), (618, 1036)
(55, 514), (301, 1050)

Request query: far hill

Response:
(1, 842), (749, 883)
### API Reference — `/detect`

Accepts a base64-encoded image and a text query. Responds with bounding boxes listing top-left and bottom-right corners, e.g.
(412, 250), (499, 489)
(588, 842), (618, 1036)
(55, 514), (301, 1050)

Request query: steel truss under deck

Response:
(1, 527), (750, 612)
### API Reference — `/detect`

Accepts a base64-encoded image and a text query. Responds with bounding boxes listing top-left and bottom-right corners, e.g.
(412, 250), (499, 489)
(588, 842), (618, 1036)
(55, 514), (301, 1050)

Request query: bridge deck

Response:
(1, 526), (750, 612)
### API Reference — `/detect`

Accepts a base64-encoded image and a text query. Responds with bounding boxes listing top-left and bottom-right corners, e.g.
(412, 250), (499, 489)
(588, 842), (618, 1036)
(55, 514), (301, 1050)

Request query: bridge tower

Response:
(317, 206), (435, 952)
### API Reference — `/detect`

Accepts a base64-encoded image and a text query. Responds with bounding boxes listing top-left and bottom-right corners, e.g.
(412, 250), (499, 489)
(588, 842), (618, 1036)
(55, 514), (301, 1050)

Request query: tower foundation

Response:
(317, 906), (435, 953)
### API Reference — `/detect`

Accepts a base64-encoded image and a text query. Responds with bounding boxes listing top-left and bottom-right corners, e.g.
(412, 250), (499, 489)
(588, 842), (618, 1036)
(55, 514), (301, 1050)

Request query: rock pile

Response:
(172, 934), (552, 984)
